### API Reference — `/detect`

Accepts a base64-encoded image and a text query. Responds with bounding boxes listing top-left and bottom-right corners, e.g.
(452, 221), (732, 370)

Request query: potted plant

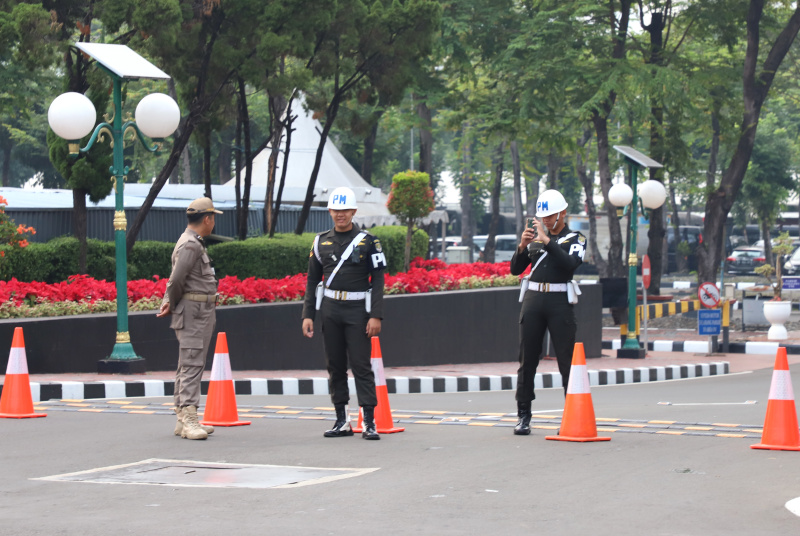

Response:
(754, 231), (795, 339)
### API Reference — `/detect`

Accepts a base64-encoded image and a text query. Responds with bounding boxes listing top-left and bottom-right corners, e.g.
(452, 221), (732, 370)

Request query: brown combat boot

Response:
(180, 405), (208, 440)
(174, 407), (214, 436)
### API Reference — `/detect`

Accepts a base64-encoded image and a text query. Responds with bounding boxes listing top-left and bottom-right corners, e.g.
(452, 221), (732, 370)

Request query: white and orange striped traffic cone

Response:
(546, 342), (609, 442)
(0, 327), (46, 419)
(200, 332), (250, 427)
(353, 337), (404, 434)
(752, 347), (800, 451)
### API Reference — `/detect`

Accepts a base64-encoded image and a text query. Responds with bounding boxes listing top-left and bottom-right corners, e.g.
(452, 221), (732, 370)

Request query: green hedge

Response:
(0, 225), (428, 282)
(0, 237), (173, 283)
(209, 233), (318, 279)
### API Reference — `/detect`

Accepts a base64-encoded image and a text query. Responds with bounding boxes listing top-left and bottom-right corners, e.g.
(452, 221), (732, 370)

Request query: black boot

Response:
(514, 402), (532, 436)
(361, 406), (380, 440)
(324, 405), (354, 437)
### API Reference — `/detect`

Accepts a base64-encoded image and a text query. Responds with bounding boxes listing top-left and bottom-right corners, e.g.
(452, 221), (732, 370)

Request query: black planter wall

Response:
(0, 285), (602, 374)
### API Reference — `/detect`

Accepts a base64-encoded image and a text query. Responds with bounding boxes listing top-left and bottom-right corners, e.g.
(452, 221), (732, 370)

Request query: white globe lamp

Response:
(608, 182), (633, 207)
(638, 179), (667, 209)
(135, 93), (180, 139)
(48, 92), (97, 141)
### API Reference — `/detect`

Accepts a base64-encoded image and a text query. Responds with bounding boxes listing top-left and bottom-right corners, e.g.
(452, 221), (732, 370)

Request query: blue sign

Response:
(783, 276), (800, 290)
(698, 309), (722, 336)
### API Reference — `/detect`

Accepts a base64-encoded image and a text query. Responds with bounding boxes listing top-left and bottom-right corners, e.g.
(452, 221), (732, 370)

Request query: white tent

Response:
(225, 96), (397, 227)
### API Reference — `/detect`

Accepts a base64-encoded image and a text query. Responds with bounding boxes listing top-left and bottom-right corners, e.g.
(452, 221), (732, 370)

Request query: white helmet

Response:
(535, 189), (568, 217)
(327, 187), (357, 210)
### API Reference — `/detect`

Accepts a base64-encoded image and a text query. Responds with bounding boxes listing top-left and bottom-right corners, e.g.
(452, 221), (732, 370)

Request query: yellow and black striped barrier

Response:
(620, 299), (732, 347)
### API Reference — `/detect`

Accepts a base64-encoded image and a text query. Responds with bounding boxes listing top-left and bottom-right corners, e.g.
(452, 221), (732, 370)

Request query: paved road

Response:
(1, 369), (799, 535)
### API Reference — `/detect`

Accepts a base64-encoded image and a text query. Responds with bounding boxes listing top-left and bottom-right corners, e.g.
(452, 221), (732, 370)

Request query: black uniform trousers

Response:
(516, 290), (577, 404)
(321, 298), (378, 407)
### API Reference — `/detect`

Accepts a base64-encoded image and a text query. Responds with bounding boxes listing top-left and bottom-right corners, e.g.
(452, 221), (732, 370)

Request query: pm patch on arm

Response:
(370, 238), (387, 270)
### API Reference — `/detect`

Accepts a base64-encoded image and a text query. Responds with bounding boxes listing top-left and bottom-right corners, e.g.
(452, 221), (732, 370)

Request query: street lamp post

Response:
(48, 43), (180, 373)
(609, 146), (666, 359)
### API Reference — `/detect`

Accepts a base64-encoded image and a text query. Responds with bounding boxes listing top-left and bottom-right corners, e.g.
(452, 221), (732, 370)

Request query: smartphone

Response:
(526, 218), (537, 236)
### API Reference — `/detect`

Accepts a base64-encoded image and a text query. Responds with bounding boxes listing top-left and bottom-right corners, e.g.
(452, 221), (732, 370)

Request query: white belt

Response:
(528, 282), (568, 292)
(324, 289), (367, 301)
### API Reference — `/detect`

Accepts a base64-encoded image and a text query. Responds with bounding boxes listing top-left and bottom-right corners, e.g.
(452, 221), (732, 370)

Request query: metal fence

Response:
(7, 205), (333, 243)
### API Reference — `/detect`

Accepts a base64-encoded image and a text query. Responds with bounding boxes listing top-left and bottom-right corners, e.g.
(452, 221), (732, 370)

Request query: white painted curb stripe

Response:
(746, 341), (779, 355)
(101, 381), (126, 399)
(392, 377), (409, 394)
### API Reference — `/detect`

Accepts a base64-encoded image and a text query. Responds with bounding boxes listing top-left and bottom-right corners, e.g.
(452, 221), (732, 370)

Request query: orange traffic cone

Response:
(353, 337), (404, 434)
(546, 342), (609, 442)
(200, 332), (250, 427)
(751, 347), (800, 451)
(0, 327), (46, 419)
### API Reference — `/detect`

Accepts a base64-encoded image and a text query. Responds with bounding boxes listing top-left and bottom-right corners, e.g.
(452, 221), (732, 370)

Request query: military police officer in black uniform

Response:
(302, 187), (387, 440)
(510, 189), (586, 435)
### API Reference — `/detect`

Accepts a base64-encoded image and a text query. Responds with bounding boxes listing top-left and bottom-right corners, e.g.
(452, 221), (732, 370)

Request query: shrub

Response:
(128, 241), (174, 280)
(209, 233), (318, 279)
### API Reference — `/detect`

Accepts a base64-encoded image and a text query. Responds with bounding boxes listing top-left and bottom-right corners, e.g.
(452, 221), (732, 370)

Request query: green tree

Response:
(294, 0), (441, 234)
(387, 170), (434, 271)
(740, 114), (794, 266)
(698, 0), (800, 283)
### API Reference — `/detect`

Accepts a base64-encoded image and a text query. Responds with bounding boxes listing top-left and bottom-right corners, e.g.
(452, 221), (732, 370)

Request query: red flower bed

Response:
(0, 258), (516, 309)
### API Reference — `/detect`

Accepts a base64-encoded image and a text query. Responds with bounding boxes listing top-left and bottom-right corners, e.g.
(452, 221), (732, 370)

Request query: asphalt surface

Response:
(2, 368), (800, 535)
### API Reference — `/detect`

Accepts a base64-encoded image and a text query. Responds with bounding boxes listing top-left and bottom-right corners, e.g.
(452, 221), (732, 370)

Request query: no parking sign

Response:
(698, 282), (720, 308)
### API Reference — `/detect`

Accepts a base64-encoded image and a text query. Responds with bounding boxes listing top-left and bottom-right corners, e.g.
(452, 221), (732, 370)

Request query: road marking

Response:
(785, 497), (800, 517)
(37, 401), (767, 440)
(658, 401), (757, 406)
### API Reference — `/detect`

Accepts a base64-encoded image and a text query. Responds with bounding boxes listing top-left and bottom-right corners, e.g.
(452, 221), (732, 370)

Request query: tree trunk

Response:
(264, 92), (288, 236)
(698, 1), (800, 284)
(404, 223), (413, 272)
(643, 9), (667, 295)
(126, 11), (227, 253)
(362, 120), (379, 186)
(203, 137), (212, 199)
(415, 95), (433, 178)
(510, 140), (523, 242)
(180, 145), (192, 183)
(761, 216), (773, 266)
(576, 128), (608, 275)
(483, 141), (505, 264)
(217, 131), (232, 186)
(592, 112), (626, 279)
(271, 100), (296, 237)
(73, 188), (88, 274)
(546, 148), (560, 189)
(237, 76), (252, 241)
(460, 122), (475, 263)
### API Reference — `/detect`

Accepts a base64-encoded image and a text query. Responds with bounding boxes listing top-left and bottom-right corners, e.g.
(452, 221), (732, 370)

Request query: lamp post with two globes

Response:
(608, 146), (667, 359)
(47, 43), (180, 372)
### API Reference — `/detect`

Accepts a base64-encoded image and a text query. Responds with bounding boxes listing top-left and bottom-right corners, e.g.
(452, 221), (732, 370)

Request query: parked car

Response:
(783, 246), (800, 275)
(474, 234), (518, 262)
(429, 236), (482, 261)
(726, 247), (766, 274)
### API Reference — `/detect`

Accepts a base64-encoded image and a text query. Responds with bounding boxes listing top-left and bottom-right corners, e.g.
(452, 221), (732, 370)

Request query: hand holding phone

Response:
(526, 217), (538, 237)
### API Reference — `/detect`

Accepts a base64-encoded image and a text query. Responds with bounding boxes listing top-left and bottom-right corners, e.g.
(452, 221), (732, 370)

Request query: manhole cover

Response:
(34, 459), (378, 489)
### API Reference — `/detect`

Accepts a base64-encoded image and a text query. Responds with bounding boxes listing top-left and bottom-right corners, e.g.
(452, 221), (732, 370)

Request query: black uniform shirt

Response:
(510, 224), (585, 282)
(302, 225), (386, 320)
